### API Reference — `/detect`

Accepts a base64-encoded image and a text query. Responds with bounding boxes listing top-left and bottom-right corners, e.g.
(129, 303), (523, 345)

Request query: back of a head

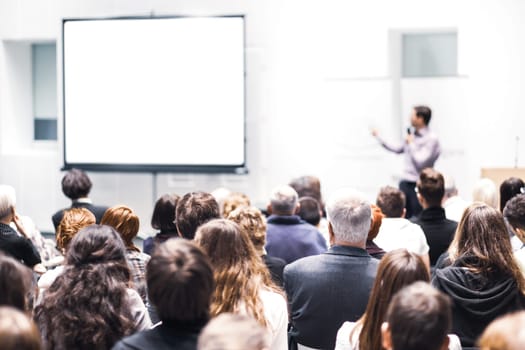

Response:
(100, 205), (140, 248)
(176, 192), (220, 240)
(269, 185), (299, 216)
(385, 282), (451, 350)
(376, 186), (405, 218)
(0, 307), (41, 350)
(500, 177), (525, 212)
(56, 208), (96, 252)
(61, 169), (92, 200)
(147, 238), (213, 324)
(417, 168), (445, 207)
(503, 194), (525, 232)
(66, 224), (127, 267)
(473, 178), (499, 210)
(222, 192), (251, 218)
(0, 184), (16, 221)
(443, 175), (458, 198)
(197, 313), (269, 350)
(227, 206), (267, 253)
(414, 105), (432, 125)
(289, 176), (323, 204)
(326, 188), (371, 244)
(297, 196), (322, 226)
(0, 254), (32, 311)
(478, 311), (525, 350)
(151, 193), (179, 232)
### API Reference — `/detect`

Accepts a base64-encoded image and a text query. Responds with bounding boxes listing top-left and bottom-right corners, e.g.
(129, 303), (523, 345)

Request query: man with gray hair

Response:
(265, 185), (326, 264)
(284, 188), (379, 350)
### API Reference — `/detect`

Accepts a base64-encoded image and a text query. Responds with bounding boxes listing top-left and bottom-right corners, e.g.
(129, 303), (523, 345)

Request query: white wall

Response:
(1, 0), (524, 234)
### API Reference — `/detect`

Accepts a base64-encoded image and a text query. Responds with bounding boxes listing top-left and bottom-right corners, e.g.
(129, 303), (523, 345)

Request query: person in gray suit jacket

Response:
(284, 188), (379, 350)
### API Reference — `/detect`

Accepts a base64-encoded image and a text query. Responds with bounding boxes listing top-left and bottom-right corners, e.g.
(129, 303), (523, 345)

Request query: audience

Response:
(0, 306), (42, 350)
(297, 196), (323, 227)
(101, 205), (150, 302)
(34, 225), (151, 350)
(472, 177), (499, 209)
(113, 239), (213, 350)
(176, 192), (220, 240)
(442, 175), (470, 222)
(227, 206), (286, 287)
(411, 168), (457, 266)
(37, 208), (96, 300)
(198, 313), (270, 350)
(284, 188), (379, 349)
(221, 192), (251, 218)
(335, 249), (433, 350)
(432, 203), (525, 346)
(52, 169), (108, 230)
(0, 253), (33, 311)
(500, 177), (525, 212)
(504, 194), (525, 269)
(289, 175), (324, 209)
(143, 193), (180, 255)
(195, 219), (287, 350)
(381, 282), (453, 350)
(0, 185), (44, 273)
(374, 186), (430, 269)
(265, 185), (326, 264)
(478, 311), (525, 350)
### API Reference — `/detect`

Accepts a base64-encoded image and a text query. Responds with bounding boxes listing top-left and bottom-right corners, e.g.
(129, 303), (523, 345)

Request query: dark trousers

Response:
(399, 180), (422, 219)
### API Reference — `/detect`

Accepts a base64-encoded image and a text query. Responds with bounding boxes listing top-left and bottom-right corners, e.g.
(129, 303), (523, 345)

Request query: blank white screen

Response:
(63, 17), (245, 168)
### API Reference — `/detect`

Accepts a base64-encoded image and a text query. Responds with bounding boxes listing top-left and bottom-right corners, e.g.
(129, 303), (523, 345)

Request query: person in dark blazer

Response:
(411, 168), (457, 266)
(52, 169), (108, 231)
(284, 188), (379, 350)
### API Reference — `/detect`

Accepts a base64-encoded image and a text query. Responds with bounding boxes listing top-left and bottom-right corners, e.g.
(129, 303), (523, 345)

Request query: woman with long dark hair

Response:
(195, 219), (288, 350)
(143, 194), (180, 255)
(433, 203), (525, 347)
(34, 225), (151, 350)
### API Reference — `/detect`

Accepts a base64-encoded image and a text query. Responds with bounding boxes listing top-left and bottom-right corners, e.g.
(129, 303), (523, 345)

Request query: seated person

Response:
(143, 194), (180, 255)
(478, 311), (525, 350)
(176, 192), (220, 240)
(0, 306), (42, 350)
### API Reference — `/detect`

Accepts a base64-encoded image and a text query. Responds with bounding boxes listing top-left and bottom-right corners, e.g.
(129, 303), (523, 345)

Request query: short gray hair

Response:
(270, 185), (298, 214)
(327, 188), (371, 243)
(0, 185), (16, 220)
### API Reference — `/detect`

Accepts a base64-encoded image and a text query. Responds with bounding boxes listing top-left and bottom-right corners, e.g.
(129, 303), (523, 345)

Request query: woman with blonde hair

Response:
(433, 203), (525, 346)
(195, 219), (288, 350)
(101, 205), (150, 302)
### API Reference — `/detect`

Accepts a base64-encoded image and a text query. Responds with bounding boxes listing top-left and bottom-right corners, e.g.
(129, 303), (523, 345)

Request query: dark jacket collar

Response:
(419, 206), (446, 221)
(267, 215), (303, 225)
(325, 245), (371, 257)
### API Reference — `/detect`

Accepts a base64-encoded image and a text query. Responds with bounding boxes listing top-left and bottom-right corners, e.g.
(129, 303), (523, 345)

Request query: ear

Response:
(416, 193), (425, 207)
(381, 322), (393, 350)
(328, 222), (335, 246)
(294, 202), (301, 215)
(266, 204), (273, 215)
(401, 208), (406, 218)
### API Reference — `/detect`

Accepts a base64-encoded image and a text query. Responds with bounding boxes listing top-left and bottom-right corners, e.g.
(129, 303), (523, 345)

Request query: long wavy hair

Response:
(194, 219), (281, 326)
(34, 225), (135, 350)
(447, 202), (525, 292)
(353, 249), (430, 350)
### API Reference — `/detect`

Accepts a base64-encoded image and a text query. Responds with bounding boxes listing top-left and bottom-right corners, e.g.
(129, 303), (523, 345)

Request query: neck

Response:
(332, 240), (366, 249)
(0, 217), (11, 225)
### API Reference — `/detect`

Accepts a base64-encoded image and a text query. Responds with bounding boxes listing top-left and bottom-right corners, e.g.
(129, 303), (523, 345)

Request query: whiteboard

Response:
(62, 16), (245, 172)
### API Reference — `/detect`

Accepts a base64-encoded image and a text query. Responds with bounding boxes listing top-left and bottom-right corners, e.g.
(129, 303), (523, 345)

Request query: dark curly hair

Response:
(34, 225), (135, 350)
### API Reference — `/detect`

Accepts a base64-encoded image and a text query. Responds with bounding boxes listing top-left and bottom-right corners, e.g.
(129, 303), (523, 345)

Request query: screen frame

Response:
(61, 15), (247, 174)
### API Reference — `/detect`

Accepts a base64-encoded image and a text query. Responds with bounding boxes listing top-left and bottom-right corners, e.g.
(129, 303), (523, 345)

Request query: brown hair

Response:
(151, 194), (179, 232)
(222, 192), (251, 218)
(195, 219), (280, 326)
(197, 313), (269, 350)
(147, 238), (213, 323)
(176, 192), (220, 240)
(416, 168), (445, 207)
(0, 306), (42, 350)
(414, 105), (432, 125)
(297, 197), (322, 226)
(289, 176), (323, 206)
(0, 254), (33, 311)
(448, 203), (525, 292)
(504, 194), (525, 232)
(61, 169), (92, 200)
(355, 249), (430, 350)
(56, 208), (96, 252)
(386, 282), (451, 350)
(376, 186), (406, 218)
(101, 205), (140, 251)
(478, 311), (525, 350)
(227, 206), (267, 253)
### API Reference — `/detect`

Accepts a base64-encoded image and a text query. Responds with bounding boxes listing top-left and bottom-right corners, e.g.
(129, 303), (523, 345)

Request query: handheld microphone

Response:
(406, 127), (412, 135)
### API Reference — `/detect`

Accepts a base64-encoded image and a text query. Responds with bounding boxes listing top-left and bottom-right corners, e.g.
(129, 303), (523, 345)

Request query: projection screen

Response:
(62, 16), (245, 173)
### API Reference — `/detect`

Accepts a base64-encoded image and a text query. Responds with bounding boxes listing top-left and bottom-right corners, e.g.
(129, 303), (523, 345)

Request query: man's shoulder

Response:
(113, 327), (196, 350)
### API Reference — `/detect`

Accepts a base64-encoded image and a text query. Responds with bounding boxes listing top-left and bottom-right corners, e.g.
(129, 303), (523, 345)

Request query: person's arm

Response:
(372, 129), (404, 154)
(406, 136), (440, 170)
